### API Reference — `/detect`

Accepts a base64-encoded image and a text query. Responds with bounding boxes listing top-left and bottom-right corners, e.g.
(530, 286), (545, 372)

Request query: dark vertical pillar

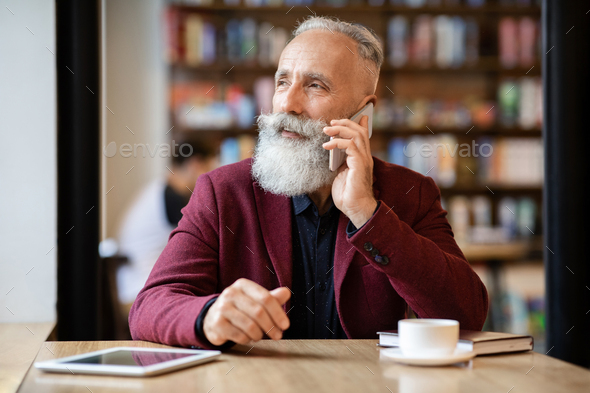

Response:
(56, 0), (100, 340)
(543, 0), (590, 367)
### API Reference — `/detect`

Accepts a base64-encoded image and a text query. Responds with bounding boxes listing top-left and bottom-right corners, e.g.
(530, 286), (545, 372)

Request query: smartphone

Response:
(329, 102), (374, 172)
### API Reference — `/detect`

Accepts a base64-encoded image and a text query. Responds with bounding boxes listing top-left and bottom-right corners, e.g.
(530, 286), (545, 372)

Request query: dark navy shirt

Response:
(283, 194), (348, 339)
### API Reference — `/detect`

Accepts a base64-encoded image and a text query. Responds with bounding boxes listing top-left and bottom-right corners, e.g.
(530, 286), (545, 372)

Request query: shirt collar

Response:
(292, 194), (313, 215)
(292, 194), (338, 217)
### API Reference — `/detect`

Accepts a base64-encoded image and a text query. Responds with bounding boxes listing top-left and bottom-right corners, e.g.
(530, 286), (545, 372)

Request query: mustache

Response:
(256, 112), (330, 140)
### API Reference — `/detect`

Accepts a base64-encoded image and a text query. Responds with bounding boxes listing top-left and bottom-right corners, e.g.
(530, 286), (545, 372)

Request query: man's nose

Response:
(277, 85), (305, 115)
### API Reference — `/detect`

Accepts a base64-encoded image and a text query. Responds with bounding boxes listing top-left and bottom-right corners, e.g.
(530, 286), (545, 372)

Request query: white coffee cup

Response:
(398, 319), (459, 358)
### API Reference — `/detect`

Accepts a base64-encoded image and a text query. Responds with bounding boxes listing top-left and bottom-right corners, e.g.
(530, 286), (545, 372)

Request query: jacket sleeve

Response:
(128, 173), (225, 349)
(346, 176), (489, 330)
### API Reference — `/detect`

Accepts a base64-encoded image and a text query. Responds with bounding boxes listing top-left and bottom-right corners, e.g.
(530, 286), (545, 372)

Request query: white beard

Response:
(251, 112), (339, 197)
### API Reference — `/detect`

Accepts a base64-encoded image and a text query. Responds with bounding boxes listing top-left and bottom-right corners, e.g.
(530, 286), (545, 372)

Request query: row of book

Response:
(165, 12), (540, 69)
(172, 0), (540, 8)
(376, 97), (492, 130)
(443, 194), (537, 243)
(375, 77), (541, 130)
(388, 15), (541, 69)
(212, 133), (543, 191)
(387, 135), (544, 187)
(387, 15), (479, 68)
(170, 78), (541, 131)
(388, 0), (538, 6)
(170, 77), (275, 129)
(165, 11), (290, 66)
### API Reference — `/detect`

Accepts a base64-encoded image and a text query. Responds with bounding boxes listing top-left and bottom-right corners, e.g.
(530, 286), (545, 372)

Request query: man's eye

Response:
(310, 83), (323, 89)
(277, 81), (287, 86)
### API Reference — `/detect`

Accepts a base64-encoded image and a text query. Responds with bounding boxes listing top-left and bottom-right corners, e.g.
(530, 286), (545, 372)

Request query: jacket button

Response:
(374, 255), (384, 264)
(371, 248), (380, 257)
(381, 256), (390, 265)
(364, 242), (373, 251)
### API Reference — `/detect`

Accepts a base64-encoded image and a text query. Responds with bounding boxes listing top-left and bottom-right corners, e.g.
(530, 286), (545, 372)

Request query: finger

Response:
(322, 138), (360, 158)
(323, 126), (367, 152)
(208, 316), (251, 345)
(327, 116), (371, 150)
(232, 293), (282, 340)
(269, 287), (291, 305)
(358, 115), (371, 155)
(359, 114), (369, 129)
(234, 279), (290, 330)
(330, 118), (369, 140)
(223, 306), (265, 342)
(323, 125), (359, 139)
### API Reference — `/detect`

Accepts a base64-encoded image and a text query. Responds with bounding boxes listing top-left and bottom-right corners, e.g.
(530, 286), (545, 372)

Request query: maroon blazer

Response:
(129, 157), (489, 349)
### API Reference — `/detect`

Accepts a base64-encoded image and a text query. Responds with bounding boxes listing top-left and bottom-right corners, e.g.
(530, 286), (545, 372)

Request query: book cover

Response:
(378, 330), (534, 355)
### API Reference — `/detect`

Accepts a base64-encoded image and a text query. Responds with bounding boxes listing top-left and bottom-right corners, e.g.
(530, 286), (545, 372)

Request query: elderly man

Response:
(129, 16), (488, 349)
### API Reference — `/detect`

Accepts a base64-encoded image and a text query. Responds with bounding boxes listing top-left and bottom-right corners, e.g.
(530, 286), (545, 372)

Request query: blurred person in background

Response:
(116, 138), (218, 312)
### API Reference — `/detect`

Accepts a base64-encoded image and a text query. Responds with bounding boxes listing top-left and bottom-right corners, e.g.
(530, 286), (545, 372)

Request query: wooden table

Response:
(0, 322), (55, 393)
(17, 340), (590, 393)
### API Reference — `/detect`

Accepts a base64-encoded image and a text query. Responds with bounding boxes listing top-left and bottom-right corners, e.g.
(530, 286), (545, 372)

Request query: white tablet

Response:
(35, 347), (221, 377)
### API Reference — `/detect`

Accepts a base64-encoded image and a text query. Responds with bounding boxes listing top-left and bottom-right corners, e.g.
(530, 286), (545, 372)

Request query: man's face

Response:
(272, 30), (364, 129)
(251, 30), (373, 197)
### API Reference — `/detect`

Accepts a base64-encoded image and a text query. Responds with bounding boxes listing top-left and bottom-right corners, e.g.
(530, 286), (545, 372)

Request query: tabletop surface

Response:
(17, 339), (590, 393)
(0, 322), (55, 393)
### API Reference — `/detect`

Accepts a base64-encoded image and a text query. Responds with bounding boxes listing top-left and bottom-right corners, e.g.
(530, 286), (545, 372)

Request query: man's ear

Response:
(358, 94), (377, 111)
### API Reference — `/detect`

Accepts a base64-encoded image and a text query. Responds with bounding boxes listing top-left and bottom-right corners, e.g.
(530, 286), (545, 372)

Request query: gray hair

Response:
(291, 16), (384, 73)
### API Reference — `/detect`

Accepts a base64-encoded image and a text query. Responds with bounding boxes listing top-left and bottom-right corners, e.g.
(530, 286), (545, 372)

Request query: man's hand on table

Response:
(203, 278), (291, 346)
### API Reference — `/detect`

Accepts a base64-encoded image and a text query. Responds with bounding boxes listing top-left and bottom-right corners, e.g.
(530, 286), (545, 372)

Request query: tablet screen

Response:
(64, 350), (195, 367)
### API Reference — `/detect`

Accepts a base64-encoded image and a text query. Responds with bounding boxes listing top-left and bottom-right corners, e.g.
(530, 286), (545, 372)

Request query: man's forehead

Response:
(277, 31), (358, 79)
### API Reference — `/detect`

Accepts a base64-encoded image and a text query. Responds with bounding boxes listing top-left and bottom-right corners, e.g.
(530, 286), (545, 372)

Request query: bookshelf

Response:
(164, 0), (544, 338)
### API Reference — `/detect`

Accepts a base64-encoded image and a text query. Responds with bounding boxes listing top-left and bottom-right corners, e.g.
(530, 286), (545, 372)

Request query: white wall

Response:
(0, 0), (166, 322)
(0, 0), (57, 323)
(103, 0), (168, 240)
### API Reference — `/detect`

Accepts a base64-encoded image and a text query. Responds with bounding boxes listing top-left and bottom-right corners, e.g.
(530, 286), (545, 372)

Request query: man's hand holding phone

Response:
(203, 278), (291, 346)
(322, 104), (378, 230)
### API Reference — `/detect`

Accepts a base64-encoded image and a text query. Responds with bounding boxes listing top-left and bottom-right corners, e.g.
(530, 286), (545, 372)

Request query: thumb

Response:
(360, 114), (369, 129)
(270, 287), (291, 305)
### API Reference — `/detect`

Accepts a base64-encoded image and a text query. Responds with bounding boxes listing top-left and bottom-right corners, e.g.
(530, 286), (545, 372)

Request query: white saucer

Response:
(380, 347), (476, 366)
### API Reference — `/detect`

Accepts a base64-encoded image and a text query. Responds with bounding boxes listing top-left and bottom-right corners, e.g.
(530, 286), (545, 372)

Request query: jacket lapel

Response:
(252, 181), (293, 292)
